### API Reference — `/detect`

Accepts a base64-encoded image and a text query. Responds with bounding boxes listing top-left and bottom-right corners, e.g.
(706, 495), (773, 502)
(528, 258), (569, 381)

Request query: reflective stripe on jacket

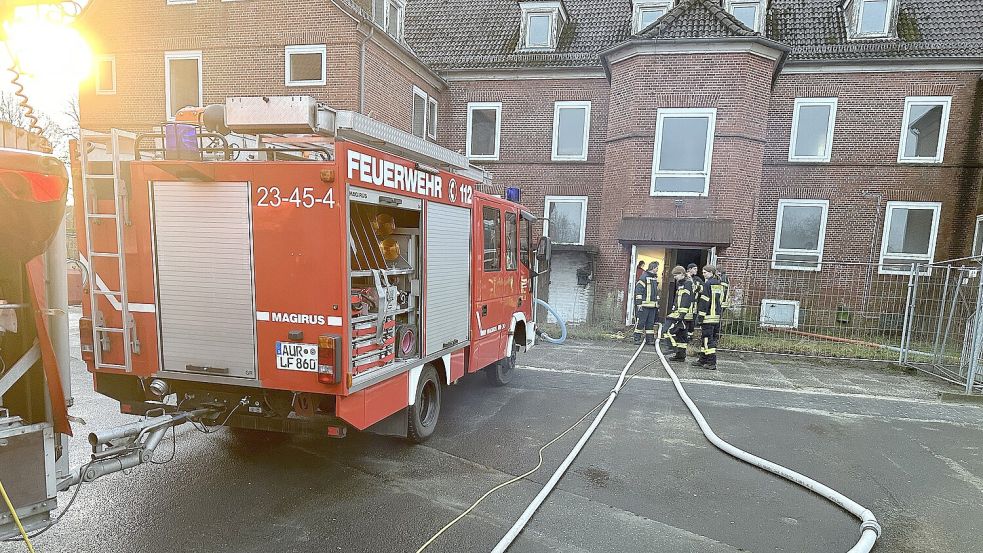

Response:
(696, 276), (725, 324)
(634, 271), (659, 308)
(669, 278), (694, 319)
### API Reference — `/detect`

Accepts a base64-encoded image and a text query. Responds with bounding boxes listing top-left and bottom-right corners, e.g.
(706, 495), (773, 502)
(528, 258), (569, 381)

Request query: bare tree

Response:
(0, 91), (70, 161)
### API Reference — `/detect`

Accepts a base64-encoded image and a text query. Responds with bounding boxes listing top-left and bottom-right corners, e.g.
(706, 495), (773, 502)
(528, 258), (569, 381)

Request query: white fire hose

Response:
(491, 326), (882, 552)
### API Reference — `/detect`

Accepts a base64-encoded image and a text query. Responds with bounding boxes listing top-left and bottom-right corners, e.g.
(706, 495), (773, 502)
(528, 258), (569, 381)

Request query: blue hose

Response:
(534, 298), (567, 345)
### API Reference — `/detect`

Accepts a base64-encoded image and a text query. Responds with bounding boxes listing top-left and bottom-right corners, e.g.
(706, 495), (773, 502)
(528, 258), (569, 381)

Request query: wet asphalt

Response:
(6, 313), (983, 553)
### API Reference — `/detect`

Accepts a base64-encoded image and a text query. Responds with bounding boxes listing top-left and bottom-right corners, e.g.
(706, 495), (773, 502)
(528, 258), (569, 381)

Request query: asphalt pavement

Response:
(5, 313), (982, 553)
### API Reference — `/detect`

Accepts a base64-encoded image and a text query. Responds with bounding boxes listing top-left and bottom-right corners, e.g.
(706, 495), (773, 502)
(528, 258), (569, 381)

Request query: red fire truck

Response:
(73, 97), (548, 443)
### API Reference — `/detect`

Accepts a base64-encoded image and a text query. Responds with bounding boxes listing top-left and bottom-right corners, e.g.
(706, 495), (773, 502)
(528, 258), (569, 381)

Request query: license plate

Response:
(275, 341), (318, 372)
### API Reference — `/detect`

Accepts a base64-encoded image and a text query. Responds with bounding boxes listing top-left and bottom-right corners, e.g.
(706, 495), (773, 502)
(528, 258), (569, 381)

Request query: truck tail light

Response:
(317, 335), (341, 384)
(79, 317), (95, 362)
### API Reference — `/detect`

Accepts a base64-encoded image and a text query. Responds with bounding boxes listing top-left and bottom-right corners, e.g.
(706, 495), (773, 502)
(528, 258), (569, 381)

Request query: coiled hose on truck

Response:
(533, 298), (567, 345)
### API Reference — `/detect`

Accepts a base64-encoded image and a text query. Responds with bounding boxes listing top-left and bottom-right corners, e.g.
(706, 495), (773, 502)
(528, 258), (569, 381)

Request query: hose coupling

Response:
(860, 518), (882, 538)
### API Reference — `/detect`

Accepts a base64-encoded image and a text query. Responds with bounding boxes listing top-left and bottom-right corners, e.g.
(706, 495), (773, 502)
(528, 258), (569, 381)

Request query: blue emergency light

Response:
(163, 123), (201, 161)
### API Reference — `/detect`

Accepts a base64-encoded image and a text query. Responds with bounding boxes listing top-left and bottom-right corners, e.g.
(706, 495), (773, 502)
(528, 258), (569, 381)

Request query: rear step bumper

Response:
(226, 413), (347, 438)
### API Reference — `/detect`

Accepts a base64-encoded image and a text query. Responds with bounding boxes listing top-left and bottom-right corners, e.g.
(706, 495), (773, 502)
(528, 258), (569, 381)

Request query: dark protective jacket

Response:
(668, 278), (694, 319)
(634, 270), (659, 309)
(719, 271), (730, 308)
(696, 276), (726, 324)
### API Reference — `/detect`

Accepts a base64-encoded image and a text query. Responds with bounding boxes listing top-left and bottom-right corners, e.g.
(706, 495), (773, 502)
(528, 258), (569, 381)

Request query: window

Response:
(726, 0), (763, 32)
(772, 199), (829, 271)
(651, 108), (716, 196)
(95, 55), (116, 95)
(427, 97), (438, 140)
(373, 0), (405, 40)
(285, 45), (326, 87)
(858, 0), (891, 36)
(520, 216), (532, 269)
(166, 0), (196, 4)
(544, 196), (587, 246)
(552, 101), (590, 161)
(505, 212), (518, 271)
(633, 1), (672, 32)
(879, 201), (941, 274)
(164, 51), (202, 119)
(412, 87), (428, 138)
(974, 215), (983, 258)
(760, 299), (800, 329)
(898, 96), (951, 164)
(519, 2), (566, 50)
(789, 98), (837, 162)
(526, 13), (553, 47)
(483, 207), (502, 271)
(466, 102), (502, 160)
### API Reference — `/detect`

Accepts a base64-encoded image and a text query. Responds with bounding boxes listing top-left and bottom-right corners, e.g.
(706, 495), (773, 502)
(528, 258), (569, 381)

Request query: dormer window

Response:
(372, 0), (405, 41)
(725, 0), (765, 33)
(633, 1), (672, 33)
(518, 1), (567, 51)
(844, 0), (898, 39)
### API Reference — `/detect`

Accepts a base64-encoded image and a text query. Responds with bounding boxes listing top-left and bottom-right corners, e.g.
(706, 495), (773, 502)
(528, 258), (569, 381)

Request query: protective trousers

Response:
(699, 323), (719, 367)
(662, 317), (689, 359)
(634, 307), (659, 344)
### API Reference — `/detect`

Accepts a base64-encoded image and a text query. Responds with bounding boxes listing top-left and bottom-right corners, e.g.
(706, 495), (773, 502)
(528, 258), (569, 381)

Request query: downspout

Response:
(862, 191), (883, 312)
(359, 25), (376, 115)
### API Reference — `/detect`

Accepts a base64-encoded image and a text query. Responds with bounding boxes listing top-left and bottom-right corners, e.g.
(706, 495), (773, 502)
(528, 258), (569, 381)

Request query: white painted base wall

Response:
(546, 250), (593, 324)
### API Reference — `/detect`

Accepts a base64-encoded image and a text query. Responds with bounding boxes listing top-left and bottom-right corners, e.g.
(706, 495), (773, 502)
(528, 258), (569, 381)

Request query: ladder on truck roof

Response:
(80, 129), (140, 372)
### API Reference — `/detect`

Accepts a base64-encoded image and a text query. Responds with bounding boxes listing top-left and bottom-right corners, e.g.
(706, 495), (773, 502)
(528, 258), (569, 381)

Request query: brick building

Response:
(79, 0), (983, 326)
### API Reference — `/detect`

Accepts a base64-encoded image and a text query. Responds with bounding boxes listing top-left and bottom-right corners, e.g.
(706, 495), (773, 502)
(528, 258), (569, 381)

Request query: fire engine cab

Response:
(75, 96), (550, 442)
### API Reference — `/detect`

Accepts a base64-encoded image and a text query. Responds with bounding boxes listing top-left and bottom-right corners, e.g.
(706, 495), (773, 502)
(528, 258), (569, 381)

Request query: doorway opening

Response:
(625, 245), (713, 325)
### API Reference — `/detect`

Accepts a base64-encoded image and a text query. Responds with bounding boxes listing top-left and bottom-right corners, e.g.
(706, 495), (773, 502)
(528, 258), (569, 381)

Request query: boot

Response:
(672, 348), (687, 361)
(633, 333), (643, 345)
(703, 362), (717, 371)
(691, 355), (707, 367)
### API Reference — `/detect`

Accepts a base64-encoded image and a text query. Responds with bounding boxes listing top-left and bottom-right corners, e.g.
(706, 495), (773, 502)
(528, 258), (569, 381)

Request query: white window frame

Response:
(543, 195), (588, 246)
(411, 86), (428, 138)
(771, 199), (829, 272)
(166, 0), (196, 5)
(632, 0), (672, 33)
(387, 0), (406, 41)
(427, 97), (438, 140)
(284, 44), (327, 87)
(878, 201), (942, 275)
(725, 0), (765, 32)
(788, 98), (838, 163)
(95, 55), (116, 95)
(855, 0), (895, 38)
(164, 50), (202, 120)
(897, 96), (951, 165)
(973, 215), (983, 258)
(650, 107), (717, 197)
(518, 2), (565, 51)
(760, 299), (800, 329)
(551, 101), (591, 162)
(466, 102), (502, 161)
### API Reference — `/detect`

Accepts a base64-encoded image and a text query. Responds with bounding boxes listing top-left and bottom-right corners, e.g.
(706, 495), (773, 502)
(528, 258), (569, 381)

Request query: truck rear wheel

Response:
(486, 343), (518, 386)
(408, 365), (441, 443)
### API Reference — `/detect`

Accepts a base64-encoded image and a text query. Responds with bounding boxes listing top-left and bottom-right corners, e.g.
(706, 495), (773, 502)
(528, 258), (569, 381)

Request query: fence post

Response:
(900, 263), (919, 365)
(967, 274), (983, 394)
(933, 265), (951, 365)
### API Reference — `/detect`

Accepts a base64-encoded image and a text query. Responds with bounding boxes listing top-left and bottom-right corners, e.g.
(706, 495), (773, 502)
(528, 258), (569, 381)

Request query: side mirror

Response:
(537, 236), (552, 261)
(534, 237), (552, 278)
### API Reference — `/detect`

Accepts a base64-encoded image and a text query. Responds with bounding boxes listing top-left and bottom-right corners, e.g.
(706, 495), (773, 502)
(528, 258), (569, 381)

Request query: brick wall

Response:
(758, 70), (983, 266)
(78, 0), (441, 136)
(441, 77), (611, 242)
(591, 52), (780, 320)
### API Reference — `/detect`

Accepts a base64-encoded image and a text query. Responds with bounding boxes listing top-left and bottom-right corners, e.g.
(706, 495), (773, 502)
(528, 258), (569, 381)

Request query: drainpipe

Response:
(862, 191), (883, 311)
(359, 25), (375, 115)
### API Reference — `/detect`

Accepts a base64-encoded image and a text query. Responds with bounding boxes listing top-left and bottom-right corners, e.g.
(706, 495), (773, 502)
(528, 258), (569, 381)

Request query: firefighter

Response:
(694, 264), (725, 370)
(684, 263), (703, 351)
(633, 261), (660, 346)
(661, 265), (693, 360)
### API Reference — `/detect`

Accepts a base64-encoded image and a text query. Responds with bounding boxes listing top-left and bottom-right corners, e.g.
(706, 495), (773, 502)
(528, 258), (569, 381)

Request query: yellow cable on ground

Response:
(0, 478), (37, 553)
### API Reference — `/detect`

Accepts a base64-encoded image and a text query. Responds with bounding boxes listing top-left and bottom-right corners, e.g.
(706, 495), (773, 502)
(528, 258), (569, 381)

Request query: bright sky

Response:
(0, 1), (92, 127)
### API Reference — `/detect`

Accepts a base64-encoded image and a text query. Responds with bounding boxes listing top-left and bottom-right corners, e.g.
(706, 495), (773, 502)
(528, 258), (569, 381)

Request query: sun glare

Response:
(2, 9), (92, 92)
